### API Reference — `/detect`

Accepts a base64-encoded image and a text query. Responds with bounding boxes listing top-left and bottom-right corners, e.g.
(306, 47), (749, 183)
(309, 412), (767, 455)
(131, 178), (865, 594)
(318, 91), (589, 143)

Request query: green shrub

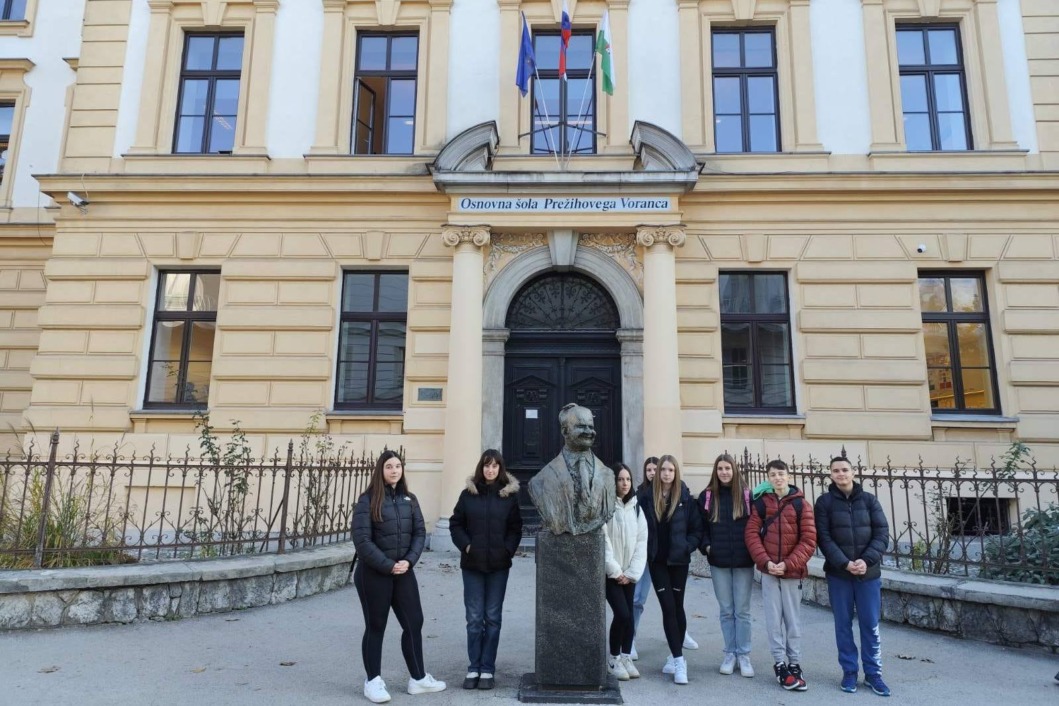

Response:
(980, 505), (1059, 586)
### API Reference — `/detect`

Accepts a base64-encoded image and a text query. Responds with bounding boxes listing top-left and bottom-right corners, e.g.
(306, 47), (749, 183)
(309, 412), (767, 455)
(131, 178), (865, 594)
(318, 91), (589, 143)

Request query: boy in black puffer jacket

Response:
(814, 456), (891, 698)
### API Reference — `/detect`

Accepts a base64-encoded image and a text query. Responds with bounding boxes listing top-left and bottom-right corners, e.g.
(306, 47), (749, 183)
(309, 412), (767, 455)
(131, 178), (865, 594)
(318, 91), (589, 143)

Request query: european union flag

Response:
(516, 12), (536, 97)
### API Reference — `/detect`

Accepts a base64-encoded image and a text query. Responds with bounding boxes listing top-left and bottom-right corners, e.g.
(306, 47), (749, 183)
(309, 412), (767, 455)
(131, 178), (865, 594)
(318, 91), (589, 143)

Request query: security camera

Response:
(916, 244), (927, 254)
(67, 191), (88, 208)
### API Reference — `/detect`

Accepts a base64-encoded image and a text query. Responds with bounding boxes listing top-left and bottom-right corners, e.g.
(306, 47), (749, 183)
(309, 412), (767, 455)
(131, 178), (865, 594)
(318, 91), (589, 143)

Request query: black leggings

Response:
(353, 564), (426, 680)
(605, 579), (636, 656)
(649, 562), (690, 658)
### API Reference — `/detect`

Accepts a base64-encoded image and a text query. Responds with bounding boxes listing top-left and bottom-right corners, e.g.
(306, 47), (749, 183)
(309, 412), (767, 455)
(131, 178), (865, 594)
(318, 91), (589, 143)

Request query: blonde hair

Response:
(652, 454), (682, 521)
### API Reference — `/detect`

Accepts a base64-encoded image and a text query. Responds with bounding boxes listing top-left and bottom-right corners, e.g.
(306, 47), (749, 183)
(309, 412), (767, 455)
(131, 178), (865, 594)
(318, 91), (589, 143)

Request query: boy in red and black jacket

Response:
(745, 459), (817, 692)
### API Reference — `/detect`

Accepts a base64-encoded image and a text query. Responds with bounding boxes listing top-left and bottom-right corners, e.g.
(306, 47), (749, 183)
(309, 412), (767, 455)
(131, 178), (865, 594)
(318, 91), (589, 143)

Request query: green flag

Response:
(594, 10), (614, 96)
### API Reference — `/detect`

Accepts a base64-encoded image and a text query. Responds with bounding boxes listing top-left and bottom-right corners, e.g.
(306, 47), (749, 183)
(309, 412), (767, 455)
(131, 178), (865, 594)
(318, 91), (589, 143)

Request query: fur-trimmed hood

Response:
(465, 475), (520, 498)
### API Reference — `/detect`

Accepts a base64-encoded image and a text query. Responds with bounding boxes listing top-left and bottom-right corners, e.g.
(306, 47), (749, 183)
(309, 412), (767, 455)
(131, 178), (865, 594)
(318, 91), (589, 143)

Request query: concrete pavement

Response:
(1, 550), (1056, 705)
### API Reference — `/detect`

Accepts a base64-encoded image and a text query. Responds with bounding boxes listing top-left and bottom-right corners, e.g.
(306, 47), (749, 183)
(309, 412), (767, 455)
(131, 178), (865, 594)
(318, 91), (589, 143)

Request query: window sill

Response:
(119, 153), (272, 175)
(867, 149), (1030, 172)
(723, 414), (806, 426)
(327, 410), (403, 419)
(930, 414), (1018, 429)
(130, 409), (204, 418)
(0, 20), (31, 37)
(303, 154), (432, 175)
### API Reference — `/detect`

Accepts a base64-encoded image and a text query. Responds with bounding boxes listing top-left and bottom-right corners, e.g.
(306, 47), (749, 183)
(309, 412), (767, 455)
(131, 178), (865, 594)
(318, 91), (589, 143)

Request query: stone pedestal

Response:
(518, 529), (622, 704)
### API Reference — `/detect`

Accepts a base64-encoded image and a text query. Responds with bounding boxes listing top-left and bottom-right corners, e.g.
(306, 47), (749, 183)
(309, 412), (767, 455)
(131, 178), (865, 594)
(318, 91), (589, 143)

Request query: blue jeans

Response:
(711, 566), (754, 656)
(463, 568), (510, 674)
(632, 568), (652, 636)
(827, 575), (883, 677)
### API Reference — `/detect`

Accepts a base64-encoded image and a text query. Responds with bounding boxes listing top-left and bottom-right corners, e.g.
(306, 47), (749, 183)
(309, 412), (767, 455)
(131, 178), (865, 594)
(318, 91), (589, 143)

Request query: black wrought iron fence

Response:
(735, 448), (1059, 584)
(0, 431), (379, 569)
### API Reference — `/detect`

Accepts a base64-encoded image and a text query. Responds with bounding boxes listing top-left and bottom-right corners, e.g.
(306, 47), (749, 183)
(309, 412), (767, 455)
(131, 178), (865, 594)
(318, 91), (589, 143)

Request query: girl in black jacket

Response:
(641, 454), (703, 685)
(697, 453), (756, 678)
(449, 449), (523, 690)
(352, 450), (446, 703)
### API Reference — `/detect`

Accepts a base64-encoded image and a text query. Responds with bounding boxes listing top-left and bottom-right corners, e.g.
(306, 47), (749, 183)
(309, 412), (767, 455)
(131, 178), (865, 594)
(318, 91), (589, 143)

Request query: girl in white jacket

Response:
(603, 462), (649, 681)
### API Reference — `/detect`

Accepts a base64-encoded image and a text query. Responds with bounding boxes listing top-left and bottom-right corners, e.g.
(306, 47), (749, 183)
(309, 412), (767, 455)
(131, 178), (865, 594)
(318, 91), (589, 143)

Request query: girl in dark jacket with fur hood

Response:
(449, 449), (523, 691)
(352, 450), (446, 704)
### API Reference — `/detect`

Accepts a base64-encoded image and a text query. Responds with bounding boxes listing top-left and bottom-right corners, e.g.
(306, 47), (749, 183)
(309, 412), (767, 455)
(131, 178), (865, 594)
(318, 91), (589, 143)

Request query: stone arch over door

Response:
(482, 242), (645, 470)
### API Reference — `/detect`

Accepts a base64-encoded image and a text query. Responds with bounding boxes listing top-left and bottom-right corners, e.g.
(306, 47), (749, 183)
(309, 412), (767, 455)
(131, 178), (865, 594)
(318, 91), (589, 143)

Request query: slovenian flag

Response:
(595, 9), (614, 96)
(559, 1), (572, 81)
(516, 12), (536, 96)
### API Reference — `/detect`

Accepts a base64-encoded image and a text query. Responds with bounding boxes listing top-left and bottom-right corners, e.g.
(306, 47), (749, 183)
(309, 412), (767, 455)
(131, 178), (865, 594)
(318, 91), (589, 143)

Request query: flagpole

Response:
(532, 67), (563, 170)
(566, 56), (596, 169)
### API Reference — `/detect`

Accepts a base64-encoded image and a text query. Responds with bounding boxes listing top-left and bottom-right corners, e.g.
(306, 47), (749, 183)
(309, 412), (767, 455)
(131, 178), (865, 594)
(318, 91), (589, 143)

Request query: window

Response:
(711, 29), (779, 153)
(897, 25), (971, 151)
(919, 272), (999, 413)
(0, 0), (25, 20)
(0, 103), (13, 180)
(531, 30), (596, 155)
(946, 497), (1010, 536)
(173, 33), (244, 154)
(353, 34), (418, 155)
(336, 272), (408, 409)
(145, 272), (220, 408)
(719, 272), (795, 414)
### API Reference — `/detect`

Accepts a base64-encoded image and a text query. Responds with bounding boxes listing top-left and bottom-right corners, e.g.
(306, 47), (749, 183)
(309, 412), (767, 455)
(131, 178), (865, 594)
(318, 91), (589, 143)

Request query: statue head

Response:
(559, 403), (596, 453)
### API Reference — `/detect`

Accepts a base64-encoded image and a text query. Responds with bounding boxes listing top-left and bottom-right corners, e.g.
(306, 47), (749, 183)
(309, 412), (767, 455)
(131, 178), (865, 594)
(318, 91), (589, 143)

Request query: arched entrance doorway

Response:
(502, 272), (623, 529)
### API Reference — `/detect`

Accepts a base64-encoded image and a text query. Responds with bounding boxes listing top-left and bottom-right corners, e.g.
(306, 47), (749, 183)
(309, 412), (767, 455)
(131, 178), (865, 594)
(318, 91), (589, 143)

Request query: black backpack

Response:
(753, 495), (803, 539)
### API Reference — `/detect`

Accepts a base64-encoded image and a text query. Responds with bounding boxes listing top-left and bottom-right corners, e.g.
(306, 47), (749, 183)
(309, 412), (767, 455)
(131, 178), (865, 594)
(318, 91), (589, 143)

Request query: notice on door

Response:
(525, 409), (538, 419)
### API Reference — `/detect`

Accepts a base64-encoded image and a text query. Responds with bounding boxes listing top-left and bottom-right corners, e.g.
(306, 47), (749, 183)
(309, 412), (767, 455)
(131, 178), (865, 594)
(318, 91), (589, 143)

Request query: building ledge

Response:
(930, 415), (1019, 429)
(723, 414), (806, 426)
(0, 20), (31, 38)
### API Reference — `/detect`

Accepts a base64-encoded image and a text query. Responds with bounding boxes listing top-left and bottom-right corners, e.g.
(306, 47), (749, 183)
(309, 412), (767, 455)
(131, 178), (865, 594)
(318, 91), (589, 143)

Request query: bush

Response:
(980, 505), (1059, 586)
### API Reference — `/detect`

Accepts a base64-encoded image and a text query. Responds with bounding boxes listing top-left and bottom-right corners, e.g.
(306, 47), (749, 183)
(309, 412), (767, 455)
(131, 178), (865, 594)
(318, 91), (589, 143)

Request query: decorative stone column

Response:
(434, 225), (490, 550)
(481, 328), (510, 451)
(636, 225), (685, 460)
(235, 0), (279, 154)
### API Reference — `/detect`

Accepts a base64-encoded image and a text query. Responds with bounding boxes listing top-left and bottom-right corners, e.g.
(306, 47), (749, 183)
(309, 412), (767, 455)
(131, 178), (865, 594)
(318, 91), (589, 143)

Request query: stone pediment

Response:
(431, 121), (701, 194)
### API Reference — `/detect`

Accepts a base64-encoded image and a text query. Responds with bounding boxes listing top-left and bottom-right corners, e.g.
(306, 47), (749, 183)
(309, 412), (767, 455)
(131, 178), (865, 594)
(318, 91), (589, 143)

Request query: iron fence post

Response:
(32, 430), (60, 569)
(277, 440), (294, 554)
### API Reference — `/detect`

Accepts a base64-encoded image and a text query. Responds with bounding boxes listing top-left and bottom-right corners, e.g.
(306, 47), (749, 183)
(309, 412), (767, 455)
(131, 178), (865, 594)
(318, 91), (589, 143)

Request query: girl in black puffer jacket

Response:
(697, 453), (756, 678)
(449, 449), (523, 690)
(641, 454), (703, 685)
(352, 450), (446, 703)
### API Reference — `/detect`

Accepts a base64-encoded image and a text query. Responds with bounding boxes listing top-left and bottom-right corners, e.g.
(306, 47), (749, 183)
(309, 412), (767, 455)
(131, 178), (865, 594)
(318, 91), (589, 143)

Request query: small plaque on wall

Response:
(418, 387), (443, 402)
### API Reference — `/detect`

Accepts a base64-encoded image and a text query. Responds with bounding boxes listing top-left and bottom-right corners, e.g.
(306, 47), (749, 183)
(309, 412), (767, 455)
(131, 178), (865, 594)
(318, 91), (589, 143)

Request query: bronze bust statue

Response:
(528, 403), (616, 535)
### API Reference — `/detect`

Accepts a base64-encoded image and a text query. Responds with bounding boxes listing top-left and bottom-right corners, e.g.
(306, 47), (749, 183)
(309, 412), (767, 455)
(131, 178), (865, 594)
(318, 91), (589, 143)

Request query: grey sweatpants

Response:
(760, 574), (803, 664)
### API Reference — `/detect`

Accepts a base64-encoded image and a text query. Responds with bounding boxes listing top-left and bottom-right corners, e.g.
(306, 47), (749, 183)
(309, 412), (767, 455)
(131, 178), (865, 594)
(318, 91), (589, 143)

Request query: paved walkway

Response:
(1, 551), (1056, 705)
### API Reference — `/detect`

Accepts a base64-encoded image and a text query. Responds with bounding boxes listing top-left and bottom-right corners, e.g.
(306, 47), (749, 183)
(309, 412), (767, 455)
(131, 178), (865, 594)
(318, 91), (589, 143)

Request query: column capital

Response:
(636, 225), (686, 249)
(443, 225), (491, 248)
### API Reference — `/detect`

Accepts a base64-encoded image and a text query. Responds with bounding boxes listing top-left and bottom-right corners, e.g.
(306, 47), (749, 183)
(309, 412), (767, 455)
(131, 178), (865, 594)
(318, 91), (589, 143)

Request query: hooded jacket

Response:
(639, 482), (704, 566)
(449, 475), (523, 573)
(744, 483), (817, 580)
(697, 485), (755, 569)
(814, 481), (890, 581)
(604, 494), (649, 582)
(352, 484), (425, 575)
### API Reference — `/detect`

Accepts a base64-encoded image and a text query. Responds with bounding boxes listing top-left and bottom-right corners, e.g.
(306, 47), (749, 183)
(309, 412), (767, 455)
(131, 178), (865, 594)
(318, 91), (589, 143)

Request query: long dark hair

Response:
(705, 453), (746, 522)
(639, 456), (660, 491)
(611, 462), (635, 503)
(473, 448), (513, 487)
(369, 449), (408, 522)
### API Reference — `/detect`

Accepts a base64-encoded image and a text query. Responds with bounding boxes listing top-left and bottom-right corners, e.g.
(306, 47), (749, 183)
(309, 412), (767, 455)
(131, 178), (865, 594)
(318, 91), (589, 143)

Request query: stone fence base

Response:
(0, 544), (355, 630)
(692, 556), (1058, 651)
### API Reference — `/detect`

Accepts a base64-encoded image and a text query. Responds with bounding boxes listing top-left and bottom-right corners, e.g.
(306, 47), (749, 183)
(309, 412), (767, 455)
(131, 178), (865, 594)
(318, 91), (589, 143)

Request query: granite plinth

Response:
(530, 529), (608, 690)
(517, 673), (623, 704)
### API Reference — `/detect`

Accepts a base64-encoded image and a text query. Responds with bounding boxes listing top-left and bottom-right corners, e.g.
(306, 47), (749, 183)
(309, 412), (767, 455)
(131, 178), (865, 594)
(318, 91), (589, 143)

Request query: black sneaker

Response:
(788, 663), (809, 691)
(775, 662), (796, 690)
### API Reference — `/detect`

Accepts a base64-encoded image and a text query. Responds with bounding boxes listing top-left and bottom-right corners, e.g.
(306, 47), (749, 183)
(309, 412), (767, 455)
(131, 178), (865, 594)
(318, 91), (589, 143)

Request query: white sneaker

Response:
(621, 654), (640, 679)
(673, 656), (688, 685)
(683, 632), (699, 650)
(407, 674), (446, 695)
(364, 676), (391, 703)
(738, 655), (755, 678)
(630, 642), (639, 661)
(662, 655), (676, 675)
(720, 653), (737, 675)
(608, 655), (630, 681)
